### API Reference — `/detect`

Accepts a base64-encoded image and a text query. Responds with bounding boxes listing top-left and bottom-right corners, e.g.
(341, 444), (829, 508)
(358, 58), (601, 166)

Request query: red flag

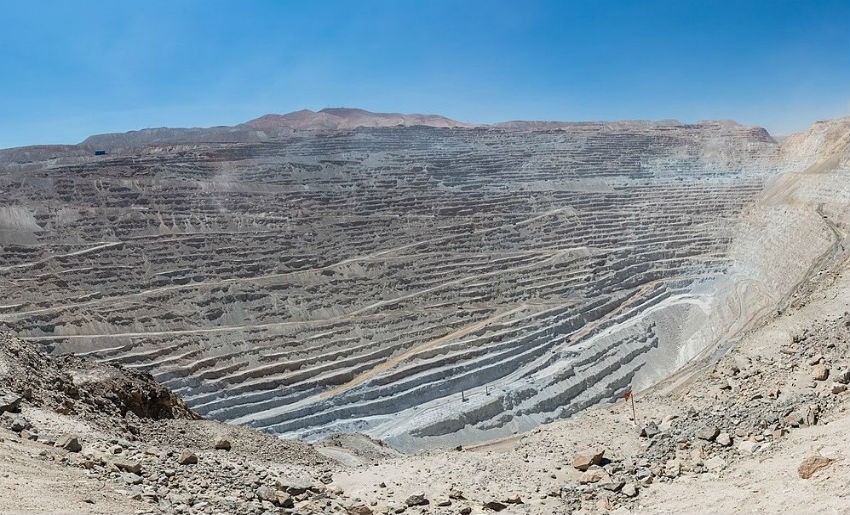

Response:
(623, 390), (632, 401)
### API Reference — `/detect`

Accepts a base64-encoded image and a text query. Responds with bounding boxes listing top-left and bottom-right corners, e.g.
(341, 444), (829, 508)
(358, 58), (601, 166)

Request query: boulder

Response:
(640, 421), (660, 438)
(276, 492), (294, 508)
(600, 480), (625, 492)
(737, 440), (761, 455)
(5, 415), (30, 433)
(346, 503), (373, 515)
(483, 500), (507, 511)
(0, 393), (23, 413)
(695, 426), (720, 441)
(663, 459), (682, 478)
(178, 449), (198, 465)
(811, 365), (830, 381)
(112, 459), (142, 474)
(54, 434), (82, 452)
(449, 489), (465, 500)
(798, 455), (833, 479)
(255, 485), (276, 502)
(405, 494), (429, 506)
(572, 447), (605, 471)
(121, 473), (143, 485)
(276, 475), (313, 495)
(579, 466), (611, 484)
(704, 456), (727, 472)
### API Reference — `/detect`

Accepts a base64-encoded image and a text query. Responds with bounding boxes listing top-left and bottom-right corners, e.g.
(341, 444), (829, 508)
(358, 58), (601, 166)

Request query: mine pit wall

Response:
(638, 125), (850, 395)
(4, 120), (847, 454)
(363, 158), (850, 451)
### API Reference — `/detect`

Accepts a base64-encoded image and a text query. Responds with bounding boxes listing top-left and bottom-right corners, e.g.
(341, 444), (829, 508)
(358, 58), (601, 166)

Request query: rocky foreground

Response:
(2, 252), (850, 515)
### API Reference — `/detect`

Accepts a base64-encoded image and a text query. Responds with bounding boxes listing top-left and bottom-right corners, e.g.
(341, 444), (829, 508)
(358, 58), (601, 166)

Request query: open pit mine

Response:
(1, 109), (847, 451)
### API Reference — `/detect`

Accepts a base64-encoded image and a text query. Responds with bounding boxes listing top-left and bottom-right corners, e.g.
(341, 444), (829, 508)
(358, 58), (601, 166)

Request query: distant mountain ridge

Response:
(0, 107), (791, 163)
(245, 107), (478, 130)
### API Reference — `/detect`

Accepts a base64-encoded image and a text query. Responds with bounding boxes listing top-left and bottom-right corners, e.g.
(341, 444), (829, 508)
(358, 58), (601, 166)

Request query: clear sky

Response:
(1, 0), (848, 148)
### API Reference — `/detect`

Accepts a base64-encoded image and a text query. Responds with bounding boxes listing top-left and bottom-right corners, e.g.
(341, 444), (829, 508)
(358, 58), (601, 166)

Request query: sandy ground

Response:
(638, 413), (849, 515)
(0, 434), (142, 515)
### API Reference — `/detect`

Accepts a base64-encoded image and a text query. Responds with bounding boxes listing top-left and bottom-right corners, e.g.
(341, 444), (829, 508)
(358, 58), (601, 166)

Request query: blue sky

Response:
(1, 0), (848, 148)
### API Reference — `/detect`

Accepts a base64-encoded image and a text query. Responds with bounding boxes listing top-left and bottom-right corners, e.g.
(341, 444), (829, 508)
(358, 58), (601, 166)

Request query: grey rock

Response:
(715, 432), (733, 447)
(5, 415), (30, 433)
(737, 440), (762, 454)
(405, 494), (429, 506)
(640, 421), (660, 438)
(695, 426), (720, 441)
(122, 472), (144, 485)
(704, 456), (727, 471)
(112, 458), (142, 474)
(0, 393), (23, 413)
(255, 485), (276, 502)
(55, 434), (82, 452)
(482, 500), (507, 511)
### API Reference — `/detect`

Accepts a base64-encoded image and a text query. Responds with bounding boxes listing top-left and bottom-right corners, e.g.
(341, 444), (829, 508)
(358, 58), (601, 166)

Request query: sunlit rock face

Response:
(1, 120), (804, 450)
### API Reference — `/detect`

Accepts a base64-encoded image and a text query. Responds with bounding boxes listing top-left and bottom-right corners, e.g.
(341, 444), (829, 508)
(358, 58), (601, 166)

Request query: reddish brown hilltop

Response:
(244, 107), (478, 131)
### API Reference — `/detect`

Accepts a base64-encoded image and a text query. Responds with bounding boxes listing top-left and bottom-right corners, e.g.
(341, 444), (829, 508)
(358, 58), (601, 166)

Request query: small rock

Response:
(835, 369), (850, 384)
(483, 500), (507, 511)
(600, 480), (625, 492)
(0, 393), (23, 413)
(695, 426), (720, 441)
(503, 495), (523, 504)
(664, 459), (682, 478)
(405, 494), (429, 506)
(640, 421), (660, 438)
(255, 485), (276, 502)
(276, 475), (313, 495)
(112, 459), (142, 474)
(19, 429), (38, 441)
(737, 440), (761, 455)
(831, 383), (847, 394)
(5, 415), (30, 433)
(715, 432), (733, 447)
(121, 473), (143, 485)
(704, 456), (727, 472)
(621, 484), (638, 498)
(347, 503), (373, 515)
(435, 498), (452, 507)
(811, 365), (830, 381)
(276, 491), (294, 508)
(448, 489), (465, 500)
(177, 449), (197, 465)
(460, 508), (472, 515)
(572, 447), (605, 471)
(579, 466), (611, 484)
(213, 438), (231, 451)
(798, 455), (833, 479)
(55, 434), (82, 453)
